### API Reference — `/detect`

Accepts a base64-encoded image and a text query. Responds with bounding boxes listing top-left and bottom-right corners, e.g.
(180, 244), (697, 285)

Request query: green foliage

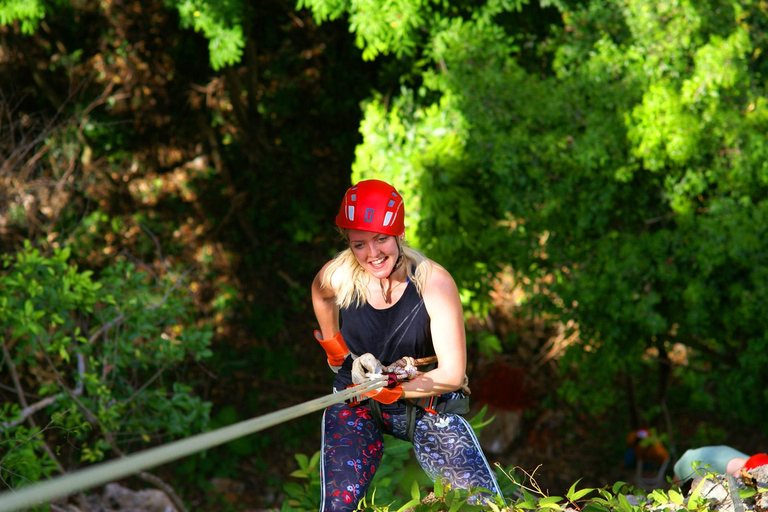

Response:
(280, 443), (768, 512)
(0, 421), (58, 490)
(298, 0), (525, 61)
(6, 0), (768, 505)
(297, 0), (426, 60)
(304, 0), (768, 429)
(0, 242), (213, 488)
(0, 0), (46, 34)
(165, 0), (247, 70)
(281, 451), (322, 511)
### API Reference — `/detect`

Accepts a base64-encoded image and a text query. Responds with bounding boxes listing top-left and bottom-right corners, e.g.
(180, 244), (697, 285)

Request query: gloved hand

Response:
(383, 356), (421, 381)
(351, 353), (383, 384)
(313, 330), (350, 373)
(350, 353), (403, 404)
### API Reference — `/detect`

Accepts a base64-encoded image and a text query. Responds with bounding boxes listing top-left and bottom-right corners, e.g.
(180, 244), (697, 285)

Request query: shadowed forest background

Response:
(1, 0), (768, 510)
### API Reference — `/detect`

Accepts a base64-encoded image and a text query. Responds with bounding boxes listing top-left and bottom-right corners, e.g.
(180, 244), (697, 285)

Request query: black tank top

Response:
(333, 280), (434, 390)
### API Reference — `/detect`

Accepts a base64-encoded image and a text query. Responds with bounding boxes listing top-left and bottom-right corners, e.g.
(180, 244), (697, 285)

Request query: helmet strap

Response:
(380, 239), (404, 304)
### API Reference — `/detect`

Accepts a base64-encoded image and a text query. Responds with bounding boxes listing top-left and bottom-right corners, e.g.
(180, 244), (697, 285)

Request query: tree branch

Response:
(1, 339), (67, 475)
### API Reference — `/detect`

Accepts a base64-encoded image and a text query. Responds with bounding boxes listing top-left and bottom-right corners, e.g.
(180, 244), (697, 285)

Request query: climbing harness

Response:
(0, 379), (387, 512)
(347, 352), (471, 442)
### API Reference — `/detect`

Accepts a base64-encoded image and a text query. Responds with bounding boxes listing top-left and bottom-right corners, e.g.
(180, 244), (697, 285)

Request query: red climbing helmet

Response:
(744, 453), (768, 470)
(335, 179), (405, 236)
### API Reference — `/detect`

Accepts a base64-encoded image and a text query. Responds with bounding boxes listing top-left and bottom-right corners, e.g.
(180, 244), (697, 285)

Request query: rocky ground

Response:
(624, 465), (768, 512)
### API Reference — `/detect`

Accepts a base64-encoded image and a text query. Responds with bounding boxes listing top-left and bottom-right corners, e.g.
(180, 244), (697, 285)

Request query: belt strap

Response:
(405, 401), (418, 443)
(363, 393), (470, 444)
(368, 400), (387, 433)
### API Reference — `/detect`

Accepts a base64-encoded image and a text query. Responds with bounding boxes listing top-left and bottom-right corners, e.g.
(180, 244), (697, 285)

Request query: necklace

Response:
(380, 277), (406, 304)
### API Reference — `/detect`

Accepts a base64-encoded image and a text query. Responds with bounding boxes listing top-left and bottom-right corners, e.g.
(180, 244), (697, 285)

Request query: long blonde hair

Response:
(321, 242), (434, 309)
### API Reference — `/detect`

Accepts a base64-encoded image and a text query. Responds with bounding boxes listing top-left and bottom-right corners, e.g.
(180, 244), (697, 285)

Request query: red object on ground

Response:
(744, 453), (768, 470)
(472, 363), (530, 410)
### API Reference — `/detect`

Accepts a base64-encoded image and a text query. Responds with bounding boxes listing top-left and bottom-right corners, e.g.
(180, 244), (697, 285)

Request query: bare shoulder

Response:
(312, 259), (338, 298)
(421, 260), (460, 299)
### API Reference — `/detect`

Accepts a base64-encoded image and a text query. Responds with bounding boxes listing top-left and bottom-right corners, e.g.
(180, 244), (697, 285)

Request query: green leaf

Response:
(569, 487), (595, 501)
(295, 453), (309, 470)
(566, 479), (594, 501)
(668, 489), (684, 505)
(434, 476), (444, 498)
(617, 493), (635, 512)
(538, 495), (564, 508)
(648, 489), (669, 505)
(396, 498), (421, 512)
(583, 504), (611, 512)
(410, 480), (420, 501)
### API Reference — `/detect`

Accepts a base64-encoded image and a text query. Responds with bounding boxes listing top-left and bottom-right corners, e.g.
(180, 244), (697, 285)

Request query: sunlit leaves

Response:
(353, 88), (470, 249)
(303, 0), (768, 426)
(628, 82), (702, 174)
(0, 0), (46, 34)
(166, 0), (246, 69)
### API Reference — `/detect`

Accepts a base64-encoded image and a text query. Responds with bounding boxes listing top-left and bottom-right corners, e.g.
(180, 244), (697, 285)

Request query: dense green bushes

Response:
(0, 243), (212, 490)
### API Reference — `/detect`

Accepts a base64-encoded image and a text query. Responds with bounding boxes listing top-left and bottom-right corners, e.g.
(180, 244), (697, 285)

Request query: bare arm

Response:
(311, 260), (340, 340)
(400, 263), (467, 398)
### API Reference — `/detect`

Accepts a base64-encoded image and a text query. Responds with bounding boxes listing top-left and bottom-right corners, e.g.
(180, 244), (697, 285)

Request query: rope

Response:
(0, 378), (386, 512)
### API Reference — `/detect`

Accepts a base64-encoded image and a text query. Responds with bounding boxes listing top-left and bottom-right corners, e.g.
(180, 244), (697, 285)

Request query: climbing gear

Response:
(314, 330), (350, 372)
(335, 179), (405, 236)
(385, 355), (424, 381)
(351, 352), (383, 384)
(366, 393), (470, 443)
(345, 352), (470, 439)
(379, 248), (405, 304)
(379, 255), (404, 304)
(348, 355), (403, 403)
(0, 378), (387, 512)
(356, 382), (403, 404)
(351, 353), (433, 385)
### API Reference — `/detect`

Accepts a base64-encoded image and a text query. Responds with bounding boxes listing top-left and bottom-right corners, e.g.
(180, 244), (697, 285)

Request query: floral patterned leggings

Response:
(319, 400), (502, 512)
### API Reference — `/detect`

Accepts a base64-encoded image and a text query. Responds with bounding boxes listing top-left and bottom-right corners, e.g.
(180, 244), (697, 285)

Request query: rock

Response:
(756, 493), (768, 512)
(680, 465), (768, 512)
(692, 474), (732, 509)
(102, 482), (177, 512)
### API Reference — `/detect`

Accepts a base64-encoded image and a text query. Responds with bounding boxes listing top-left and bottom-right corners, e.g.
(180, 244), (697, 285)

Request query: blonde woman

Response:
(311, 179), (502, 511)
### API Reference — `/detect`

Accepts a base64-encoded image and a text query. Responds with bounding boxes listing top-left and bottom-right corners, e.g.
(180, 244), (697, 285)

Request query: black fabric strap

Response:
(405, 400), (418, 444)
(368, 400), (387, 433)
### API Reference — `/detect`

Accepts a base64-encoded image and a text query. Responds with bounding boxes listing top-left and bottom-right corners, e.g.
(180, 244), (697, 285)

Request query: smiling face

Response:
(347, 229), (401, 280)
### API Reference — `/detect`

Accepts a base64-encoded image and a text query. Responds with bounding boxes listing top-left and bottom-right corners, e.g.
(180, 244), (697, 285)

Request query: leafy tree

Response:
(0, 242), (212, 504)
(304, 0), (768, 433)
(4, 0), (767, 506)
(0, 0), (46, 34)
(0, 0), (386, 504)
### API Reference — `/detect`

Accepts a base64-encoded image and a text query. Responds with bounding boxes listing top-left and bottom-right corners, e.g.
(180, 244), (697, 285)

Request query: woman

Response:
(674, 445), (768, 483)
(311, 179), (503, 511)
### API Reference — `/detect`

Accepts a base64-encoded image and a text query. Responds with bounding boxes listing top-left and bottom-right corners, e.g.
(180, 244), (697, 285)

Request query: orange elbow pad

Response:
(313, 330), (350, 369)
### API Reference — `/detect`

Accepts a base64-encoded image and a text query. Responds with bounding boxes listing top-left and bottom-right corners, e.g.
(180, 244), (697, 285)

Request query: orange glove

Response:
(314, 330), (350, 372)
(362, 382), (403, 404)
(349, 374), (403, 404)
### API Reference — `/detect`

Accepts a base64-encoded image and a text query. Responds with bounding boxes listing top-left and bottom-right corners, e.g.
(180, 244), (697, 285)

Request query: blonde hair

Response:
(322, 243), (434, 309)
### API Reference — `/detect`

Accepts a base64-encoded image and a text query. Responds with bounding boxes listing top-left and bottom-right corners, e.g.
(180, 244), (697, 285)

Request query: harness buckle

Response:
(345, 384), (364, 406)
(424, 395), (438, 415)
